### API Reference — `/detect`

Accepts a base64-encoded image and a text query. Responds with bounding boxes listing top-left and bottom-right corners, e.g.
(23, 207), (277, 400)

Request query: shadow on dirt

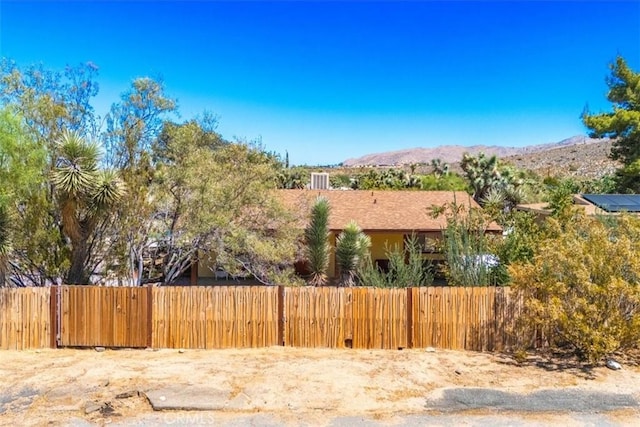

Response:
(493, 347), (640, 381)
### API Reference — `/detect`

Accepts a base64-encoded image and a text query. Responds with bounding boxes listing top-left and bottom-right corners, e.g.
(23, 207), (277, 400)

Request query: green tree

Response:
(510, 213), (640, 363)
(461, 152), (500, 203)
(305, 197), (331, 286)
(104, 77), (177, 170)
(103, 78), (178, 285)
(461, 152), (527, 211)
(0, 109), (47, 285)
(583, 56), (640, 193)
(495, 211), (541, 265)
(0, 59), (100, 152)
(0, 61), (100, 286)
(152, 121), (299, 285)
(335, 221), (370, 287)
(545, 178), (578, 217)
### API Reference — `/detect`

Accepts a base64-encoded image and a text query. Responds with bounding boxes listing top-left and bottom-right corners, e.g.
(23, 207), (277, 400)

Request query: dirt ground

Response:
(1, 347), (639, 426)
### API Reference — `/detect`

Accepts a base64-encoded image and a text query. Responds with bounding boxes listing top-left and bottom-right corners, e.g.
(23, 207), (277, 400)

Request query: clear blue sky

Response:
(1, 1), (639, 166)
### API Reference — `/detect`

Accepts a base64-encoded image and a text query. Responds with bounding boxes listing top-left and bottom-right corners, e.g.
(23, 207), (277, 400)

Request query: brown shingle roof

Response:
(278, 190), (501, 232)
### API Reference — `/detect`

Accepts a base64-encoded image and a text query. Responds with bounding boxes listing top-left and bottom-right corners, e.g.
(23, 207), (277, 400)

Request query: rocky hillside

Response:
(342, 136), (620, 178)
(502, 138), (619, 179)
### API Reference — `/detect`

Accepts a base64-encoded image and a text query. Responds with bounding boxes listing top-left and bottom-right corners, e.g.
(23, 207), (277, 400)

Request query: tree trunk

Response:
(67, 239), (90, 284)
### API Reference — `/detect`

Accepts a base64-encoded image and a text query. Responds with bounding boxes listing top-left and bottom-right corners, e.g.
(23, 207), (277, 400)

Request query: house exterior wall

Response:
(330, 231), (405, 278)
(328, 232), (404, 279)
(369, 232), (405, 261)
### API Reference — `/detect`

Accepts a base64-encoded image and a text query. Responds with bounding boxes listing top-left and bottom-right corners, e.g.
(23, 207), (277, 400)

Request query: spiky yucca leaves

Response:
(305, 197), (331, 286)
(53, 131), (99, 196)
(53, 131), (100, 244)
(53, 130), (124, 284)
(335, 221), (371, 287)
(93, 170), (124, 210)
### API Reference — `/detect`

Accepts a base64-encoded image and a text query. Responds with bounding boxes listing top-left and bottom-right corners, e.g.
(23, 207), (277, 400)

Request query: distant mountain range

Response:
(342, 135), (609, 167)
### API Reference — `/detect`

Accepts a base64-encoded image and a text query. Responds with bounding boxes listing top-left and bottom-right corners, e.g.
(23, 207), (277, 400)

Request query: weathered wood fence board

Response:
(0, 288), (51, 350)
(1, 285), (521, 351)
(351, 288), (408, 349)
(60, 286), (149, 348)
(285, 287), (408, 349)
(411, 287), (517, 351)
(152, 286), (279, 349)
(285, 287), (352, 348)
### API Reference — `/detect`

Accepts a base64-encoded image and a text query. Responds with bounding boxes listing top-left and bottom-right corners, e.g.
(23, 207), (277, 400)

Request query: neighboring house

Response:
(516, 194), (640, 221)
(278, 189), (501, 280)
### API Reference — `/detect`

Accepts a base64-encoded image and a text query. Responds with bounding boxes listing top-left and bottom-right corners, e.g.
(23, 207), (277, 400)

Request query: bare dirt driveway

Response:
(0, 347), (639, 426)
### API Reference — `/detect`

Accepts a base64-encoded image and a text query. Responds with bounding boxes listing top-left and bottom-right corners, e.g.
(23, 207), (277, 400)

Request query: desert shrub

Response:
(357, 234), (433, 288)
(433, 202), (506, 286)
(420, 173), (468, 191)
(509, 213), (640, 363)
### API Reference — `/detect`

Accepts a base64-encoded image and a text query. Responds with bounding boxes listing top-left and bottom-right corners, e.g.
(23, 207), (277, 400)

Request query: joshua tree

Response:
(53, 130), (124, 284)
(335, 221), (371, 287)
(305, 197), (331, 286)
(430, 158), (450, 177)
(460, 152), (502, 203)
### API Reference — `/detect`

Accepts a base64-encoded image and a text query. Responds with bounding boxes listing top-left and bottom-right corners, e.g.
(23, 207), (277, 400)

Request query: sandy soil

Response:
(0, 347), (639, 426)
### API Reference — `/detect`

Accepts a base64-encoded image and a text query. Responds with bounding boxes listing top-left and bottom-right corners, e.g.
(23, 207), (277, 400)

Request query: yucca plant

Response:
(53, 130), (124, 284)
(335, 221), (370, 287)
(305, 197), (331, 286)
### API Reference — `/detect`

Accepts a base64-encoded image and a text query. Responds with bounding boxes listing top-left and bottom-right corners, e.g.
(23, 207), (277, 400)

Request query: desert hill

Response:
(342, 136), (620, 178)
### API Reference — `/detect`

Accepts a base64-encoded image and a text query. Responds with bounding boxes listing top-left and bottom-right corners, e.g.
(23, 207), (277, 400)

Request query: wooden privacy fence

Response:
(286, 287), (520, 350)
(0, 287), (51, 350)
(152, 286), (280, 349)
(285, 287), (408, 349)
(411, 287), (520, 351)
(59, 286), (150, 348)
(0, 285), (521, 351)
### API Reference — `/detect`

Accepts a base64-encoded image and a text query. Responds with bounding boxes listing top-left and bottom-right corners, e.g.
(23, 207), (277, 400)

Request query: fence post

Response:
(146, 285), (153, 348)
(406, 287), (413, 349)
(190, 260), (198, 286)
(49, 286), (58, 348)
(277, 285), (285, 346)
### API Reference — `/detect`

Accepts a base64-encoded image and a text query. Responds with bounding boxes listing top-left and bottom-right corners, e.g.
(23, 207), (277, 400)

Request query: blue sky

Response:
(1, 1), (639, 166)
